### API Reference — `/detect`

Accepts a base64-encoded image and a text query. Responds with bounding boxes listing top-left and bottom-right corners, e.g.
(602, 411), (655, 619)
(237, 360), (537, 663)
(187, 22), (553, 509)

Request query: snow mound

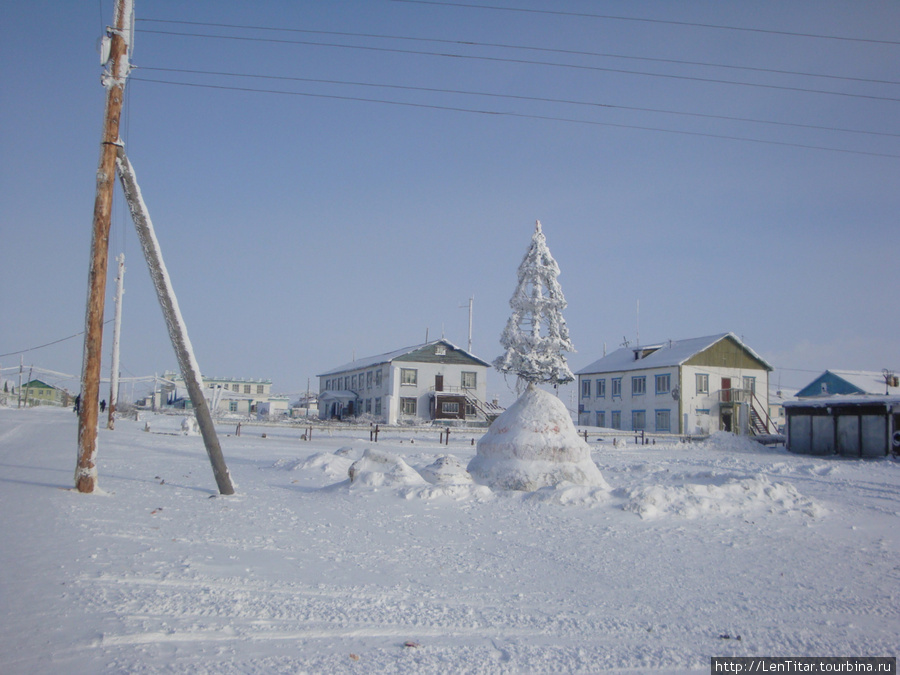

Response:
(703, 431), (785, 454)
(623, 474), (826, 520)
(298, 452), (355, 478)
(419, 455), (473, 485)
(468, 385), (609, 492)
(347, 448), (427, 488)
(526, 482), (611, 507)
(400, 483), (494, 501)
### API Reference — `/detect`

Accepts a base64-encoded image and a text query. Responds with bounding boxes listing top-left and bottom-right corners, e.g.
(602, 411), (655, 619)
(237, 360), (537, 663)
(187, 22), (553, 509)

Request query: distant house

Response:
(576, 333), (775, 436)
(317, 339), (501, 425)
(767, 387), (794, 434)
(795, 370), (900, 398)
(161, 372), (275, 416)
(18, 379), (71, 407)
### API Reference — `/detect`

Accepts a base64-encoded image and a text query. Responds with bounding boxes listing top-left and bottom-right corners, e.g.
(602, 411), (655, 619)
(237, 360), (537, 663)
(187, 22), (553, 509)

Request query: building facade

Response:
(785, 395), (900, 458)
(317, 339), (499, 425)
(161, 372), (277, 416)
(15, 379), (71, 407)
(795, 370), (900, 398)
(576, 333), (774, 436)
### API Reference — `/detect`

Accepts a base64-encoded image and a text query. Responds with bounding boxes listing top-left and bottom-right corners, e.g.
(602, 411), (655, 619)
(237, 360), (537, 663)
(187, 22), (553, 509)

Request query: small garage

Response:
(784, 396), (900, 458)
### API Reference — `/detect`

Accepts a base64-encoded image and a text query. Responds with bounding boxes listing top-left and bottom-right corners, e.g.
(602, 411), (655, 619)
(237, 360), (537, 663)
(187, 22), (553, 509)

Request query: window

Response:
(232, 384), (240, 392)
(696, 373), (709, 394)
(401, 397), (417, 415)
(632, 376), (646, 396)
(375, 370), (382, 387)
(435, 345), (447, 355)
(743, 376), (756, 395)
(374, 397), (382, 415)
(581, 379), (592, 398)
(365, 399), (372, 413)
(611, 411), (621, 430)
(596, 411), (606, 427)
(244, 384), (251, 394)
(401, 368), (417, 386)
(465, 401), (476, 416)
(442, 401), (460, 414)
(655, 409), (671, 432)
(596, 379), (606, 398)
(344, 376), (350, 390)
(257, 385), (264, 394)
(655, 374), (670, 395)
(461, 371), (477, 389)
(351, 375), (357, 390)
(367, 372), (373, 389)
(612, 378), (622, 398)
(632, 410), (646, 430)
(229, 401), (238, 412)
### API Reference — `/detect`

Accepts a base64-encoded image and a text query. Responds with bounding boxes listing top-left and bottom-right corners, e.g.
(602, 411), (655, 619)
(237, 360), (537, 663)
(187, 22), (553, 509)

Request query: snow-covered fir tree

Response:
(494, 220), (575, 385)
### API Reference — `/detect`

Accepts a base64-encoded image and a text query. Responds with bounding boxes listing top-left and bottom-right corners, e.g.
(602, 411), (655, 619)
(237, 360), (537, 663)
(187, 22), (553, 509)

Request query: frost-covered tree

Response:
(494, 220), (575, 385)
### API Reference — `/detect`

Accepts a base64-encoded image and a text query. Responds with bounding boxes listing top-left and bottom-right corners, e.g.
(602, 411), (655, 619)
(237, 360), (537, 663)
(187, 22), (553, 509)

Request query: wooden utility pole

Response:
(107, 253), (125, 429)
(76, 0), (133, 492)
(115, 149), (235, 495)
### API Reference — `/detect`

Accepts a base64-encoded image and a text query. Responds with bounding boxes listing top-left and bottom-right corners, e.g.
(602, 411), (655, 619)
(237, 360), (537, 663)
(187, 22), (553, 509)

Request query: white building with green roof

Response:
(317, 339), (501, 425)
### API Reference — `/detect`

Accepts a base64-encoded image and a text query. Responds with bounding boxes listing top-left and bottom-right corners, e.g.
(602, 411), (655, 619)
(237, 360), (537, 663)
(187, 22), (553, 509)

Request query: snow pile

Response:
(347, 448), (427, 488)
(419, 454), (473, 485)
(468, 384), (609, 491)
(297, 450), (356, 478)
(527, 482), (611, 507)
(702, 431), (786, 454)
(624, 474), (825, 520)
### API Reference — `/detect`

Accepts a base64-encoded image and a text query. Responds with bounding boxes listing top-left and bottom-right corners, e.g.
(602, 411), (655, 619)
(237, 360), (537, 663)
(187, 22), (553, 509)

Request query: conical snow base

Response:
(468, 384), (609, 492)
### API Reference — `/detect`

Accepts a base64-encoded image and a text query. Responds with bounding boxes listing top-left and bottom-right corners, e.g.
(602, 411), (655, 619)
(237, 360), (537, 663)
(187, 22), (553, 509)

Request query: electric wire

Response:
(390, 0), (900, 46)
(134, 28), (900, 104)
(139, 66), (900, 140)
(129, 76), (900, 159)
(134, 18), (900, 87)
(0, 320), (115, 359)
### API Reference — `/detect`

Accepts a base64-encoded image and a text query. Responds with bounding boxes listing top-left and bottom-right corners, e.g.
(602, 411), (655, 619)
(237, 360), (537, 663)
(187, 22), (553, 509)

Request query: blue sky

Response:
(2, 1), (898, 402)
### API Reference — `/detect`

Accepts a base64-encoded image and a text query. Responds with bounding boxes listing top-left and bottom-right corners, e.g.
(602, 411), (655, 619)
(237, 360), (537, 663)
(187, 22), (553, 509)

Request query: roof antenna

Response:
(636, 299), (640, 348)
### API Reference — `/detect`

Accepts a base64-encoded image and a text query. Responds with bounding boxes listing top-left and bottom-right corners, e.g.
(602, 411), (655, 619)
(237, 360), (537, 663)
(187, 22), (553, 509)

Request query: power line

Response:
(0, 320), (114, 359)
(140, 66), (900, 140)
(135, 18), (900, 87)
(135, 28), (900, 104)
(391, 0), (900, 47)
(129, 76), (900, 159)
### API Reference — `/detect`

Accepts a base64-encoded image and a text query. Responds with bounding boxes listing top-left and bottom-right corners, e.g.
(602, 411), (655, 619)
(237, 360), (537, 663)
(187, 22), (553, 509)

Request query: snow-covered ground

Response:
(2, 406), (898, 674)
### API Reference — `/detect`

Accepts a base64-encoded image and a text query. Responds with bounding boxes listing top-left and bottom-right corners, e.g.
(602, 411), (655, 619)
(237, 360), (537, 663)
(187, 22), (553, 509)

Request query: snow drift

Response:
(468, 384), (609, 491)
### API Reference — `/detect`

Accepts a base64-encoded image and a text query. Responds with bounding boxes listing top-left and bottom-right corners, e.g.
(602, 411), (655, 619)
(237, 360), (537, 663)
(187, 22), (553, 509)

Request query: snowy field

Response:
(2, 406), (898, 674)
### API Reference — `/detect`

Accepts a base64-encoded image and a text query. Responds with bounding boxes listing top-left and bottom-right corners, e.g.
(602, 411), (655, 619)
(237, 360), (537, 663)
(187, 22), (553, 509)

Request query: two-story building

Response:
(161, 372), (281, 416)
(576, 333), (774, 436)
(317, 339), (500, 425)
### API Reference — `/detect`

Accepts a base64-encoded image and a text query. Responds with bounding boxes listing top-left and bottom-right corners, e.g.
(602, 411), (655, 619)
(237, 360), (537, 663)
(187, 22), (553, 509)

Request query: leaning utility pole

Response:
(116, 149), (235, 495)
(76, 0), (133, 493)
(107, 253), (125, 429)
